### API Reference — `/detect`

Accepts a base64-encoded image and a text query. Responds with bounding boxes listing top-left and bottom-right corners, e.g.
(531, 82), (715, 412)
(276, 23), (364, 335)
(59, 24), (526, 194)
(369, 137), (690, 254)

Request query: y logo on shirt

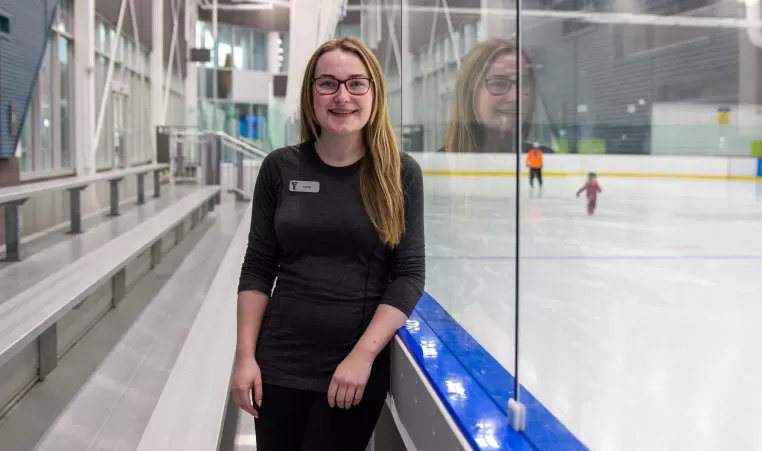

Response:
(289, 181), (320, 193)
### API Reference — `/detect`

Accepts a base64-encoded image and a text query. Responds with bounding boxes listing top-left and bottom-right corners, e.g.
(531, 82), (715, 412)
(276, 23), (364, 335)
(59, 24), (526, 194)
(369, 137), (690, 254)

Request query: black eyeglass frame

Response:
(483, 76), (533, 96)
(312, 76), (374, 95)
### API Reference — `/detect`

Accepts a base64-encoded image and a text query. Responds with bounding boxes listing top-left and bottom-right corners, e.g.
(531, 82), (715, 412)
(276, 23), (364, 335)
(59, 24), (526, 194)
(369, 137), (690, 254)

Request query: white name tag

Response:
(289, 180), (320, 193)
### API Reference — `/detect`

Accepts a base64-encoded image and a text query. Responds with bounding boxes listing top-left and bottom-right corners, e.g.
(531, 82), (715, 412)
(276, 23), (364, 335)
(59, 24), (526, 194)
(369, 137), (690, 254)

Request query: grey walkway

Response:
(0, 196), (245, 451)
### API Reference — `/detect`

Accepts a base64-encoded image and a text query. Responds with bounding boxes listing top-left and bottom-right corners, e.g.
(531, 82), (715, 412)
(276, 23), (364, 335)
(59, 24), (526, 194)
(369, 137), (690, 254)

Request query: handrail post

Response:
(137, 172), (146, 204)
(66, 187), (86, 234)
(235, 151), (244, 202)
(2, 199), (28, 261)
(109, 178), (123, 216)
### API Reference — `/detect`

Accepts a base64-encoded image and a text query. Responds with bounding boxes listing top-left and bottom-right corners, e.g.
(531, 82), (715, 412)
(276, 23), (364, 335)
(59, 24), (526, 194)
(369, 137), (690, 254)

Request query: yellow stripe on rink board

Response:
(421, 170), (762, 181)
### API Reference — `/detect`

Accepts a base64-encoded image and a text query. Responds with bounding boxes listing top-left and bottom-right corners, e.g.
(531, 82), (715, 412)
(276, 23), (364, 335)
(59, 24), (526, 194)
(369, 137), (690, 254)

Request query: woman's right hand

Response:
(232, 356), (263, 418)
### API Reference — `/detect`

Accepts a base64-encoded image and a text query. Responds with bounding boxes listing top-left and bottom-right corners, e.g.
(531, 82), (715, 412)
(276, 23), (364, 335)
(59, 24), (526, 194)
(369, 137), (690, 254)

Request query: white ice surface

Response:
(424, 175), (762, 451)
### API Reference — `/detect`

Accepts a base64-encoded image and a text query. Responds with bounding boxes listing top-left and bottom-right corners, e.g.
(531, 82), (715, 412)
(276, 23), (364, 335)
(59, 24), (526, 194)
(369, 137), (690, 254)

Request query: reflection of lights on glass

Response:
(420, 340), (438, 358)
(627, 104), (636, 114)
(405, 319), (420, 333)
(43, 119), (50, 128)
(474, 421), (500, 449)
(638, 98), (646, 105)
(445, 380), (466, 400)
(720, 137), (725, 142)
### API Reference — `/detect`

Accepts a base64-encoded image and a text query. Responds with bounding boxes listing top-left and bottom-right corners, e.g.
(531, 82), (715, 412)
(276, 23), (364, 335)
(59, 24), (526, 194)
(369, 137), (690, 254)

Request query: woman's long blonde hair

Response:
(299, 37), (405, 247)
(445, 39), (536, 153)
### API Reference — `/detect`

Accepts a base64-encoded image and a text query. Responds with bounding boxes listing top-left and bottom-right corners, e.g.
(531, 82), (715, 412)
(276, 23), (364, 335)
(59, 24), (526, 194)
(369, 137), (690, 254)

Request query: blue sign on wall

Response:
(239, 115), (259, 139)
(758, 158), (762, 177)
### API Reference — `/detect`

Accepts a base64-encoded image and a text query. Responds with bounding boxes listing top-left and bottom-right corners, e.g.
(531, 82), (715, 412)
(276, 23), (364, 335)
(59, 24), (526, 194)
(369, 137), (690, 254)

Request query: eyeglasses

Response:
(483, 77), (532, 96)
(313, 77), (373, 95)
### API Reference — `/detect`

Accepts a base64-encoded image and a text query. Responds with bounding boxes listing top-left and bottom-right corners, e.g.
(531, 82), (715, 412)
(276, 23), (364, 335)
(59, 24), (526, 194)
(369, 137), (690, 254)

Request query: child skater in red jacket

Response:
(576, 172), (602, 215)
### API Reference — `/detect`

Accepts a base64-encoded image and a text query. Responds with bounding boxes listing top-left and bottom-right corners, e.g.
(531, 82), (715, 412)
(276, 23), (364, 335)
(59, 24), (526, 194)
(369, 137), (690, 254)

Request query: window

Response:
(463, 23), (473, 51)
(253, 31), (267, 71)
(126, 39), (133, 69)
(59, 35), (71, 168)
(233, 26), (251, 70)
(39, 44), (53, 170)
(19, 108), (32, 172)
(98, 22), (106, 51)
(21, 30), (75, 174)
(57, 0), (72, 32)
(453, 30), (461, 60)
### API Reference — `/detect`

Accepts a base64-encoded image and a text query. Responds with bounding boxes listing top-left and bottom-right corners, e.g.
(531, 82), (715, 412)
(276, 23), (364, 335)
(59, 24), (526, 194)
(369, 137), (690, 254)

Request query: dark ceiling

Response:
(197, 3), (291, 32)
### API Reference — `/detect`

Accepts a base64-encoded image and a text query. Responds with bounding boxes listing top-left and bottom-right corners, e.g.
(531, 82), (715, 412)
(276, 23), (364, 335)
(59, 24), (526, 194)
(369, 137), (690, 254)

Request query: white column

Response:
(74, 0), (96, 175)
(285, 0), (321, 119)
(211, 0), (218, 131)
(151, 0), (164, 163)
(267, 31), (281, 74)
(401, 0), (413, 127)
(185, 0), (198, 128)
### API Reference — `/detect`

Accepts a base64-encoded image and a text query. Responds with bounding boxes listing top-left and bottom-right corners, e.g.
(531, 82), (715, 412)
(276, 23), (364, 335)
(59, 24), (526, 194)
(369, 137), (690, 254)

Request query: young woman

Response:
(231, 37), (426, 451)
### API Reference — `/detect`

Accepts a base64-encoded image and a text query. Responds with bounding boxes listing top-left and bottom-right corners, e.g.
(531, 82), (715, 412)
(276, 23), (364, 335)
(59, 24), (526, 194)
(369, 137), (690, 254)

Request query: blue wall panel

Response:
(0, 0), (58, 159)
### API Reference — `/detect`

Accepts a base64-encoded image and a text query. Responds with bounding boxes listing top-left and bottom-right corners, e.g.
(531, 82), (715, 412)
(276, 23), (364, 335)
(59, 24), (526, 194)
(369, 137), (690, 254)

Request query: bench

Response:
(136, 202), (252, 451)
(0, 186), (220, 388)
(0, 198), (245, 449)
(0, 185), (201, 302)
(0, 163), (169, 261)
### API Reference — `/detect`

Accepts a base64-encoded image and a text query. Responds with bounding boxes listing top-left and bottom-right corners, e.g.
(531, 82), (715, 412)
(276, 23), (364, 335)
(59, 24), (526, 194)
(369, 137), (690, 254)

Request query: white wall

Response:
(651, 102), (762, 156)
(231, 70), (273, 104)
(410, 153), (760, 179)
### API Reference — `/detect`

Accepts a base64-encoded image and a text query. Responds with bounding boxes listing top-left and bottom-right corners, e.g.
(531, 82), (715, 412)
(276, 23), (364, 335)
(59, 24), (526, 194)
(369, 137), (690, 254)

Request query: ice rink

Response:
(424, 175), (762, 451)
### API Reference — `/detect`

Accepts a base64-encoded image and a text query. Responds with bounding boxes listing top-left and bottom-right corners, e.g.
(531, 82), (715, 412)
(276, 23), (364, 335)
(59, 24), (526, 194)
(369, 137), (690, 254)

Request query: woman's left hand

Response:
(328, 349), (374, 409)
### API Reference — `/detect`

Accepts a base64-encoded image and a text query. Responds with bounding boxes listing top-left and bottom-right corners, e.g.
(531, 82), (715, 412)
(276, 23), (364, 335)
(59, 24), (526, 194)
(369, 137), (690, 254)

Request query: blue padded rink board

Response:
(399, 292), (588, 450)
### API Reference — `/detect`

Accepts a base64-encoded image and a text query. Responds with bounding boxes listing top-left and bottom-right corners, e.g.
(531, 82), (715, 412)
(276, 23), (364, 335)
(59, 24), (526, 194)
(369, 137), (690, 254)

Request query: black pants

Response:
(254, 383), (386, 451)
(529, 167), (543, 187)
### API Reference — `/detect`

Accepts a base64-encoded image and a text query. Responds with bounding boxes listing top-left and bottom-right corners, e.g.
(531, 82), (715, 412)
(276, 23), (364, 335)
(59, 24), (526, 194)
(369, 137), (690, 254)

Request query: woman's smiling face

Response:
(312, 49), (375, 138)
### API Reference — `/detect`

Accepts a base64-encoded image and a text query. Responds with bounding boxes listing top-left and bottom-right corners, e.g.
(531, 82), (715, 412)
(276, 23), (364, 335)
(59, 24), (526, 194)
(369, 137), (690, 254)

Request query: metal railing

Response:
(165, 127), (266, 201)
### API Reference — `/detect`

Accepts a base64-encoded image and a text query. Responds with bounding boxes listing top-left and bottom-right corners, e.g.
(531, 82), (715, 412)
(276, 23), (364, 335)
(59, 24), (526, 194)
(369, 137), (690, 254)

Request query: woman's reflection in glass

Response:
(443, 38), (553, 154)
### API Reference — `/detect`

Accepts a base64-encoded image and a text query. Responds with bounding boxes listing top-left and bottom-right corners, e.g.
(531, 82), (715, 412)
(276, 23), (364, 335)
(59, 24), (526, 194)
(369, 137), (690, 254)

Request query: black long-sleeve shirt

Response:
(238, 140), (425, 394)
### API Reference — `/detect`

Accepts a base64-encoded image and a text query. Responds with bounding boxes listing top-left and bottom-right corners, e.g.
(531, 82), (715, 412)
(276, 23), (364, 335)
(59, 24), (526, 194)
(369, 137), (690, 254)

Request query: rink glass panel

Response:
(517, 1), (762, 450)
(388, 0), (762, 450)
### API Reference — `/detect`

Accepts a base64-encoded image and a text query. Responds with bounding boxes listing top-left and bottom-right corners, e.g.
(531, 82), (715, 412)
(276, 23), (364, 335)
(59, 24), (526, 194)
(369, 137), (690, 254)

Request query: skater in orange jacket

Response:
(525, 142), (544, 188)
(576, 172), (602, 214)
